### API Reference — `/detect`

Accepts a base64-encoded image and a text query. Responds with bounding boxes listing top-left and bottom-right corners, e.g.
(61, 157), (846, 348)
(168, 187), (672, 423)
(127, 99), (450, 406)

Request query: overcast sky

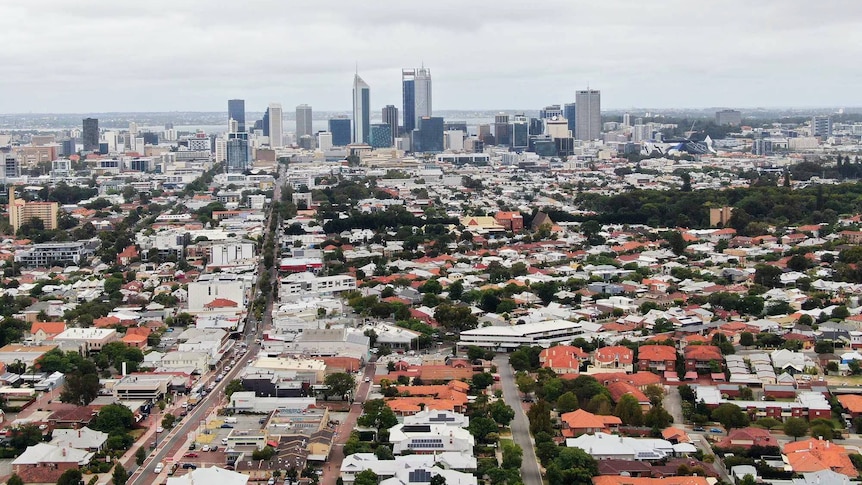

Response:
(2, 1), (860, 113)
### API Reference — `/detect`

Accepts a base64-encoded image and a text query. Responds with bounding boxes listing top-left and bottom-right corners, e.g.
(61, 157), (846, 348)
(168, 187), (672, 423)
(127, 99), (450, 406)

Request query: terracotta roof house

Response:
(837, 395), (862, 418)
(784, 438), (857, 477)
(30, 322), (66, 343)
(540, 345), (589, 374)
(559, 409), (622, 438)
(93, 316), (121, 328)
(717, 427), (778, 449)
(596, 459), (652, 477)
(593, 346), (635, 373)
(494, 211), (524, 232)
(683, 345), (723, 373)
(661, 427), (690, 444)
(204, 298), (239, 309)
(606, 381), (650, 411)
(637, 345), (678, 373)
(593, 477), (709, 485)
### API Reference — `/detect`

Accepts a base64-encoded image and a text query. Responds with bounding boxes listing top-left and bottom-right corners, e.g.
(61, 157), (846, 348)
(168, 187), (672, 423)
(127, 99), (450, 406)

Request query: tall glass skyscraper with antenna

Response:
(352, 74), (370, 144)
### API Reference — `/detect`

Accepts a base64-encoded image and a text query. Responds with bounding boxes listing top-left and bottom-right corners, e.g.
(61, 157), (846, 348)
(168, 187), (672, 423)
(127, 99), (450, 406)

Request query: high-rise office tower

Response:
(329, 117), (351, 146)
(539, 105), (562, 119)
(369, 124), (393, 149)
(82, 118), (99, 152)
(382, 105), (399, 144)
(564, 103), (576, 135)
(622, 113), (632, 127)
(226, 133), (250, 173)
(402, 67), (432, 134)
(267, 103), (284, 147)
(511, 115), (529, 150)
(296, 104), (313, 139)
(352, 74), (370, 144)
(228, 99), (246, 132)
(494, 113), (511, 146)
(812, 116), (832, 137)
(575, 89), (601, 141)
(412, 116), (444, 153)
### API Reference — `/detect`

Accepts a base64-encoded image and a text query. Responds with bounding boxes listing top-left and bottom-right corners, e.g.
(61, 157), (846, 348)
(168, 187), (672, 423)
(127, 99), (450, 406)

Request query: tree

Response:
(739, 332), (754, 348)
(57, 469), (83, 485)
(711, 403), (749, 431)
(469, 417), (498, 443)
(644, 385), (664, 407)
(556, 392), (579, 413)
(754, 264), (782, 288)
(225, 379), (244, 398)
(546, 447), (598, 485)
(471, 372), (494, 391)
(740, 474), (757, 485)
(467, 346), (487, 362)
(643, 405), (673, 429)
(324, 372), (357, 400)
(91, 404), (135, 435)
(833, 305), (850, 320)
(9, 424), (43, 453)
(490, 400), (515, 426)
(430, 475), (447, 485)
(7, 474), (23, 485)
(357, 399), (398, 430)
(811, 424), (834, 441)
(162, 413), (177, 430)
(526, 400), (553, 435)
(783, 417), (809, 441)
(501, 441), (523, 469)
(615, 394), (643, 426)
(433, 304), (478, 332)
(60, 369), (100, 405)
(112, 463), (128, 485)
(668, 231), (686, 256)
(135, 446), (147, 465)
(353, 470), (377, 485)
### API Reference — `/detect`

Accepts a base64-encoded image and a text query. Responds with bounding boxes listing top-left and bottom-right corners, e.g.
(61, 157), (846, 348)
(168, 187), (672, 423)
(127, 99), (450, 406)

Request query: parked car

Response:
(210, 445), (219, 451)
(202, 445), (210, 452)
(182, 463), (197, 469)
(709, 428), (723, 433)
(693, 426), (705, 432)
(221, 424), (234, 429)
(188, 443), (196, 450)
(183, 452), (198, 458)
(156, 427), (164, 433)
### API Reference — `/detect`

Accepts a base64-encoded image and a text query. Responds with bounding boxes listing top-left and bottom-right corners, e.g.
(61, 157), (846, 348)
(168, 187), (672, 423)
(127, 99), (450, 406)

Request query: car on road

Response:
(364, 377), (370, 382)
(183, 452), (198, 458)
(154, 463), (164, 474)
(693, 426), (705, 432)
(709, 428), (723, 433)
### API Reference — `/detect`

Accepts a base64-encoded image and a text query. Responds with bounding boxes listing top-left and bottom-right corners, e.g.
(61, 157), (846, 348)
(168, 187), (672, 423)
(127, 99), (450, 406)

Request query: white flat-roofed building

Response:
(14, 241), (98, 267)
(341, 453), (477, 485)
(279, 272), (356, 302)
(403, 410), (469, 428)
(53, 328), (118, 354)
(166, 466), (249, 485)
(159, 351), (210, 372)
(458, 319), (585, 351)
(50, 427), (108, 452)
(112, 374), (172, 401)
(388, 424), (474, 455)
(250, 357), (327, 383)
(187, 273), (249, 312)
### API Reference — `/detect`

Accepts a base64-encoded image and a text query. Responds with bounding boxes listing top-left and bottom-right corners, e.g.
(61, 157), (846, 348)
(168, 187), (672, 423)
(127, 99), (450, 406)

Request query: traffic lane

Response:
(494, 355), (543, 485)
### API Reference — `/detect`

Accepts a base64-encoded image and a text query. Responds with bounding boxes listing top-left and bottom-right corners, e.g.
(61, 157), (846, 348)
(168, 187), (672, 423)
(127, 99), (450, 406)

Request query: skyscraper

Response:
(296, 104), (313, 139)
(228, 99), (246, 133)
(382, 105), (399, 144)
(494, 113), (511, 146)
(329, 117), (351, 147)
(564, 103), (576, 135)
(369, 124), (393, 149)
(402, 67), (432, 134)
(352, 74), (370, 144)
(267, 103), (284, 147)
(226, 133), (250, 173)
(512, 115), (529, 150)
(82, 118), (99, 152)
(539, 105), (562, 119)
(575, 89), (601, 141)
(412, 116), (444, 153)
(812, 116), (832, 137)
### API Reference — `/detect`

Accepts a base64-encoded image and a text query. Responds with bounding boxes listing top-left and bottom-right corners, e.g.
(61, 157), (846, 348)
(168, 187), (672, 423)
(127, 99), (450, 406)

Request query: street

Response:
(319, 361), (375, 485)
(494, 355), (542, 485)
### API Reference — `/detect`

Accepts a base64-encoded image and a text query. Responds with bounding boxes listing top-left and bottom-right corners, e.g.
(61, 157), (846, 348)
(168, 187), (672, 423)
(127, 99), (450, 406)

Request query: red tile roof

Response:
(595, 345), (634, 364)
(638, 345), (677, 363)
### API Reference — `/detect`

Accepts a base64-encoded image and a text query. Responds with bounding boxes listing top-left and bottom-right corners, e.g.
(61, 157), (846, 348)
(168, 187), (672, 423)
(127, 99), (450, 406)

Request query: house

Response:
(387, 423), (474, 455)
(606, 381), (651, 411)
(565, 432), (692, 460)
(683, 345), (723, 374)
(560, 409), (622, 437)
(50, 427), (108, 452)
(539, 345), (589, 374)
(637, 345), (677, 373)
(29, 321), (66, 344)
(340, 453), (476, 485)
(12, 443), (94, 484)
(494, 211), (524, 232)
(784, 438), (858, 477)
(388, 382), (469, 415)
(771, 349), (814, 375)
(717, 427), (779, 449)
(53, 327), (119, 354)
(837, 394), (862, 418)
(593, 478), (709, 485)
(592, 346), (635, 373)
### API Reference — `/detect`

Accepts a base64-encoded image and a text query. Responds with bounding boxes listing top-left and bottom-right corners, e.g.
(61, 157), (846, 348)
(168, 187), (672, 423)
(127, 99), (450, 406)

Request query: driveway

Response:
(664, 385), (684, 425)
(494, 355), (542, 485)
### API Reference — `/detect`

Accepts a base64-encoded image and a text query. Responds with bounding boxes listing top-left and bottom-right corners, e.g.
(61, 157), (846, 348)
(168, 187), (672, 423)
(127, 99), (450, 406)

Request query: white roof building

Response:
(388, 424), (474, 455)
(50, 427), (108, 451)
(166, 466), (249, 485)
(341, 453), (476, 484)
(564, 432), (677, 460)
(458, 319), (585, 350)
(12, 443), (93, 467)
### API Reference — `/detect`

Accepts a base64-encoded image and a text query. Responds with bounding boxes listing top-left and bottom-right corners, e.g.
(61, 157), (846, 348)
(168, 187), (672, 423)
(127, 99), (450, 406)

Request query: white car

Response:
(156, 427), (164, 433)
(202, 445), (210, 452)
(364, 377), (371, 383)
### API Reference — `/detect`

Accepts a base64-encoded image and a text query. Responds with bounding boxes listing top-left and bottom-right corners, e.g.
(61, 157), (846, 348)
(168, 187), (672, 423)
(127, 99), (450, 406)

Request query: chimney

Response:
(122, 361), (127, 377)
(62, 448), (66, 457)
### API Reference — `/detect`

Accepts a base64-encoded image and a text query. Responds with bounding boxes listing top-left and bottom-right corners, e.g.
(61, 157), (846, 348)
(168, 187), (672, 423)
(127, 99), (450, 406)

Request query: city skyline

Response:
(1, 1), (860, 113)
